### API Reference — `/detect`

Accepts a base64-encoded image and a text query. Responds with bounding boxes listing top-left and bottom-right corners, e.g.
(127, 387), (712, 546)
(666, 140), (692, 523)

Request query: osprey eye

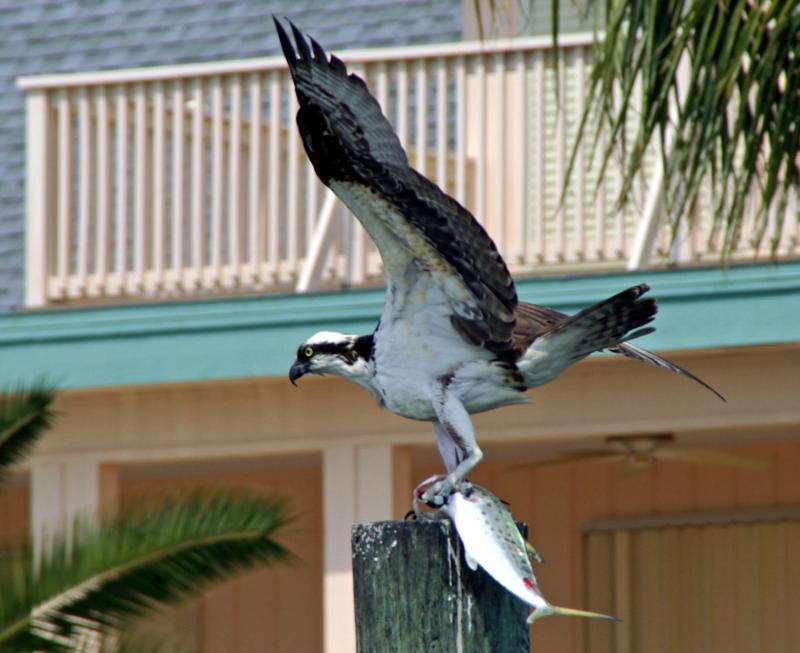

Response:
(304, 346), (314, 359)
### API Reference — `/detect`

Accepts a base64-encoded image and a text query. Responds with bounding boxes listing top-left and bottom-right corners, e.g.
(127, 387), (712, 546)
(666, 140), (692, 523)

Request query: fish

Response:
(414, 475), (620, 624)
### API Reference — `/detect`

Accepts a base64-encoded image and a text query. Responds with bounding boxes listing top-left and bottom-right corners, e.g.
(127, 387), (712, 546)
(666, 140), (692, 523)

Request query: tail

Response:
(527, 604), (621, 624)
(519, 284), (657, 386)
(609, 341), (726, 401)
(552, 284), (656, 353)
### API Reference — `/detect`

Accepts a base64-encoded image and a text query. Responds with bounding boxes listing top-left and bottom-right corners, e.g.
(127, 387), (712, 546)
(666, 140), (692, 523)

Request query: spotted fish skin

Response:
(443, 482), (549, 612)
(416, 477), (620, 625)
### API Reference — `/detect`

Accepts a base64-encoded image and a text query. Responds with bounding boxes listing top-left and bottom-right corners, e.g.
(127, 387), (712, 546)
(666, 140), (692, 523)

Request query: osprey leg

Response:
(422, 384), (483, 504)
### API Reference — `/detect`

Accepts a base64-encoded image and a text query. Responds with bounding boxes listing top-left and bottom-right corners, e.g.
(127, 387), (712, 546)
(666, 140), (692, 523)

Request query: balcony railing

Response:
(19, 36), (799, 307)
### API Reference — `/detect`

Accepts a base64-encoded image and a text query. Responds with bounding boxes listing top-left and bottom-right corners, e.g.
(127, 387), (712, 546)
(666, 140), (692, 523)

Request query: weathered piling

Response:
(352, 519), (529, 653)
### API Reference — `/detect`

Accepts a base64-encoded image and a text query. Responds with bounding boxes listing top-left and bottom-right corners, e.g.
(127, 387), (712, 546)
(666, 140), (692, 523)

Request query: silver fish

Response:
(414, 475), (620, 624)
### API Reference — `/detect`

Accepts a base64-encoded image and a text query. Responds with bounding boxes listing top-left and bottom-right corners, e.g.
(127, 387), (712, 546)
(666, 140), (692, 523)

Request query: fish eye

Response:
(304, 346), (314, 359)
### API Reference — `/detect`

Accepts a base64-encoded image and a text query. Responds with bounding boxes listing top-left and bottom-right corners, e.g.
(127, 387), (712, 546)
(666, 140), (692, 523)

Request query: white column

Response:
(322, 442), (395, 653)
(30, 459), (116, 560)
(25, 89), (53, 308)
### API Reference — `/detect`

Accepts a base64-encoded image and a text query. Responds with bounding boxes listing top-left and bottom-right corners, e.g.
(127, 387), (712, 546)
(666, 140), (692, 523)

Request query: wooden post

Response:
(352, 520), (529, 652)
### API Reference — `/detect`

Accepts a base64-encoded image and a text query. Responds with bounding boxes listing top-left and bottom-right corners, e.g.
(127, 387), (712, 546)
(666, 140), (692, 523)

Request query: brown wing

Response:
(511, 302), (568, 355)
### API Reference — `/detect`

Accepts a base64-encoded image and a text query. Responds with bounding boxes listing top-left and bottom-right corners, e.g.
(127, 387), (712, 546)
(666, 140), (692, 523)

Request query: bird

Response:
(276, 18), (722, 502)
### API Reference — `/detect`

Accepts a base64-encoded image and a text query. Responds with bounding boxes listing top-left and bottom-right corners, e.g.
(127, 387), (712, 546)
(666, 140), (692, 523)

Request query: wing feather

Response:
(275, 17), (517, 358)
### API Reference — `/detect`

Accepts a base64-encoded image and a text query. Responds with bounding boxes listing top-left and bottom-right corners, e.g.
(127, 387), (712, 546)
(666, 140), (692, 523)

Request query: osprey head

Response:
(289, 331), (372, 385)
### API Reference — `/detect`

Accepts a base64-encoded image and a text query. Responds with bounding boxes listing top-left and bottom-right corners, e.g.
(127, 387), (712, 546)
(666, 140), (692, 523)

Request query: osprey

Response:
(277, 19), (721, 501)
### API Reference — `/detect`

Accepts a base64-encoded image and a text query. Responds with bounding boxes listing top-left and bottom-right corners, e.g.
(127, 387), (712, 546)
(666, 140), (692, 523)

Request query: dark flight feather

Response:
(274, 17), (518, 359)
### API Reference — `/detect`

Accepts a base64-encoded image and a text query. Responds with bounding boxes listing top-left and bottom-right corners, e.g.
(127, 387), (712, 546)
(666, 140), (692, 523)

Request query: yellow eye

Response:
(304, 346), (314, 359)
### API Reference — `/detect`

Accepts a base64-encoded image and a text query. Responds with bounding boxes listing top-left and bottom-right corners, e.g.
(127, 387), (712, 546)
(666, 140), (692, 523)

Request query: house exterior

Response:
(1, 2), (799, 652)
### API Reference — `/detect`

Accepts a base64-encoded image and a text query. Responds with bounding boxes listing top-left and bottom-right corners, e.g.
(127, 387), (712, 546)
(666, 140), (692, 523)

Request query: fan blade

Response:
(652, 446), (769, 470)
(506, 452), (626, 472)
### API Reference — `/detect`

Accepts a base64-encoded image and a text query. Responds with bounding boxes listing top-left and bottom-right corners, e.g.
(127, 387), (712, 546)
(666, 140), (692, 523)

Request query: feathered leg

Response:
(422, 381), (483, 505)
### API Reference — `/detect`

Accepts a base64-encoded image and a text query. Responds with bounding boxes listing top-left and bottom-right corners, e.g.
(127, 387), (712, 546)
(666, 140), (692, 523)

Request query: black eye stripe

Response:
(301, 342), (349, 357)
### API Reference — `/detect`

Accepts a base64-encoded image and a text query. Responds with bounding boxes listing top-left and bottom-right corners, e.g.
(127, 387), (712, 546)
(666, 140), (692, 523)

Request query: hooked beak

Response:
(289, 361), (310, 386)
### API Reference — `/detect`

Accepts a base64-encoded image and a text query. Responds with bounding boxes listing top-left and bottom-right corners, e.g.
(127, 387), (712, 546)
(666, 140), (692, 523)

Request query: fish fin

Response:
(525, 541), (546, 564)
(464, 550), (478, 571)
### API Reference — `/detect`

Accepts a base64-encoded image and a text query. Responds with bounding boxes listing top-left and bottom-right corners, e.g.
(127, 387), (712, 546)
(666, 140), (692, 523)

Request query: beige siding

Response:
(9, 344), (800, 652)
(120, 464), (322, 653)
(414, 441), (800, 653)
(585, 519), (800, 653)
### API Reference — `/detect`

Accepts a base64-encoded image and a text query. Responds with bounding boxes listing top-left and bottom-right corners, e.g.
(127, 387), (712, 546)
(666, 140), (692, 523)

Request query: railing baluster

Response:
(574, 48), (586, 260)
(435, 58), (447, 191)
(94, 86), (110, 295)
(171, 80), (185, 288)
(475, 56), (487, 225)
(513, 51), (527, 265)
(152, 80), (166, 290)
(248, 73), (263, 283)
(594, 127), (607, 260)
(190, 78), (205, 288)
(114, 86), (129, 293)
(555, 53), (565, 261)
(210, 75), (224, 286)
(77, 86), (92, 296)
(415, 60), (427, 175)
(227, 74), (243, 285)
(56, 90), (73, 297)
(493, 52), (506, 254)
(24, 90), (53, 307)
(268, 71), (281, 279)
(533, 50), (545, 262)
(397, 61), (409, 149)
(133, 82), (148, 291)
(304, 161), (318, 265)
(287, 88), (299, 281)
(454, 56), (466, 206)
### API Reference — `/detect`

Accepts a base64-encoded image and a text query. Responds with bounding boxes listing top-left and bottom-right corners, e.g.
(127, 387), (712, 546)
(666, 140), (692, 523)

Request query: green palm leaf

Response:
(0, 489), (292, 652)
(0, 387), (55, 484)
(480, 0), (800, 257)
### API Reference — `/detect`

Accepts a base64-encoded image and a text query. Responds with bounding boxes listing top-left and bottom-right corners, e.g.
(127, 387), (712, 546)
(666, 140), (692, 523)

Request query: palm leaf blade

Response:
(0, 387), (55, 483)
(546, 0), (799, 256)
(0, 490), (292, 651)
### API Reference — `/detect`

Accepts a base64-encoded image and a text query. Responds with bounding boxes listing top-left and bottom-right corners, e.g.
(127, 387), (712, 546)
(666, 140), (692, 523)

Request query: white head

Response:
(289, 331), (374, 391)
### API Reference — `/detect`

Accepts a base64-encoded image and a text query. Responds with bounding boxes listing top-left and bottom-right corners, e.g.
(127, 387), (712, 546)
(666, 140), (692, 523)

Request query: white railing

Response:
(19, 36), (799, 307)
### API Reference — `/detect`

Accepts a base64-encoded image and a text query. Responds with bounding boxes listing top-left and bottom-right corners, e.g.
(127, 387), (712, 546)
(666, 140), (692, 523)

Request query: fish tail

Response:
(527, 605), (620, 624)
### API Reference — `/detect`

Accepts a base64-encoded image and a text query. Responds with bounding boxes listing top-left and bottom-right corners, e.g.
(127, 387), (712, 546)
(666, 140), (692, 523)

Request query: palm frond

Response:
(574, 0), (800, 256)
(0, 387), (56, 483)
(0, 489), (292, 651)
(484, 0), (800, 256)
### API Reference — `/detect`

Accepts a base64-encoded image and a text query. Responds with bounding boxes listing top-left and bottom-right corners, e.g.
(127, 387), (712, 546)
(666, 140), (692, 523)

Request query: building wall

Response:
(120, 464), (323, 653)
(0, 0), (463, 313)
(11, 343), (798, 651)
(415, 442), (800, 653)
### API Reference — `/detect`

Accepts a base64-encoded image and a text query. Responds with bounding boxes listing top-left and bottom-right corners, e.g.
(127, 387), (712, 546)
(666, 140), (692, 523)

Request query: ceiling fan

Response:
(509, 434), (769, 473)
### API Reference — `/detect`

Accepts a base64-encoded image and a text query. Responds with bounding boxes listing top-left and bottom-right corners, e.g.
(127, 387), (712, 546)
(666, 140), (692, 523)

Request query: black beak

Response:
(289, 361), (309, 386)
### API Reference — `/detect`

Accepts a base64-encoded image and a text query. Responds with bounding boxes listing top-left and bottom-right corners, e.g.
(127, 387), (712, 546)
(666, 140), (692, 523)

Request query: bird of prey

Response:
(277, 18), (721, 501)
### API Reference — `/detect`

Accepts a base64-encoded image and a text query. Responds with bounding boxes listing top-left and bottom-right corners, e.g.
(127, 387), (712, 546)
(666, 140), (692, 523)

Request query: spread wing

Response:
(275, 18), (517, 358)
(513, 301), (725, 400)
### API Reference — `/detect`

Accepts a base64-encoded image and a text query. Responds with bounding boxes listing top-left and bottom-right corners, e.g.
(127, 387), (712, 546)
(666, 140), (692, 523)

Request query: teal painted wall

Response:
(1, 262), (798, 390)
